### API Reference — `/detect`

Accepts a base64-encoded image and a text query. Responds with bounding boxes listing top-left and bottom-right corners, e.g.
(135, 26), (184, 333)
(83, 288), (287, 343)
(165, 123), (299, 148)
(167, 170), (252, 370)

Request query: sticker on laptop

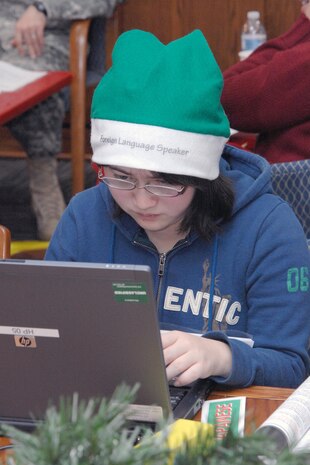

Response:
(14, 335), (37, 348)
(125, 403), (163, 423)
(112, 282), (148, 303)
(0, 325), (59, 338)
(0, 325), (59, 348)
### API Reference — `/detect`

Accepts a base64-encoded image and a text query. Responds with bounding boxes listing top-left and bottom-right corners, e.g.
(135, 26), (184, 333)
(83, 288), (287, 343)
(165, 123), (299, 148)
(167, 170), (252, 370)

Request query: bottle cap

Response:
(247, 11), (260, 20)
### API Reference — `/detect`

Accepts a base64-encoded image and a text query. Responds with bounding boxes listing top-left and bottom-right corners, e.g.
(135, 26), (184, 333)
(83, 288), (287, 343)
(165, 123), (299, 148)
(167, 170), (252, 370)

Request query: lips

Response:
(134, 212), (159, 220)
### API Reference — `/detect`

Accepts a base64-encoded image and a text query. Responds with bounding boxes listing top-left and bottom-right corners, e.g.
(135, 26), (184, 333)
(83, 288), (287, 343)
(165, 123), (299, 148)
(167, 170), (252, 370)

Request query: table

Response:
(0, 71), (72, 125)
(195, 385), (294, 435)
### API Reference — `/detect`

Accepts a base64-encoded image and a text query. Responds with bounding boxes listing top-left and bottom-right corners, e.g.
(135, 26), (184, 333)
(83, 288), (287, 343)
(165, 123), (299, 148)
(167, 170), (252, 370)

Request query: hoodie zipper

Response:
(158, 252), (166, 277)
(133, 238), (189, 303)
(132, 239), (167, 302)
(156, 239), (190, 301)
(157, 252), (166, 301)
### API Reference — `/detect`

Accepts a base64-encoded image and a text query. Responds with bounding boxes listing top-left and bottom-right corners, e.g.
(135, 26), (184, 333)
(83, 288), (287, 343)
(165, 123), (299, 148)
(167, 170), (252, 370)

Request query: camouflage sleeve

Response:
(42, 0), (123, 20)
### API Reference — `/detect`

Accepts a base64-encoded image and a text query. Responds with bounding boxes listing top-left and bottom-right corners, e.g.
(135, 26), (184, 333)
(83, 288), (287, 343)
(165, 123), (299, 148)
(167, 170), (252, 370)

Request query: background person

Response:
(46, 29), (310, 389)
(221, 2), (310, 163)
(0, 0), (121, 240)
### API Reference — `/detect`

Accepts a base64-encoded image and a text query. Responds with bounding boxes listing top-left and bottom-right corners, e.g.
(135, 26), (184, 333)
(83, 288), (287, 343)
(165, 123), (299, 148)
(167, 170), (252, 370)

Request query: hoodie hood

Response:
(220, 144), (272, 215)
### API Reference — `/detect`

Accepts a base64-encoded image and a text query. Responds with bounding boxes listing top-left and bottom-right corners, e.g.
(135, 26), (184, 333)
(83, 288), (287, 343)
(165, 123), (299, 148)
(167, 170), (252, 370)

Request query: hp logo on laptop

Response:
(14, 335), (37, 348)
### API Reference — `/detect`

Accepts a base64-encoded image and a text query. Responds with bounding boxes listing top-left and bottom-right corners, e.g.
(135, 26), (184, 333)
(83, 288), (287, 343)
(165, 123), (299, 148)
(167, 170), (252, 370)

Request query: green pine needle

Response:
(2, 384), (310, 465)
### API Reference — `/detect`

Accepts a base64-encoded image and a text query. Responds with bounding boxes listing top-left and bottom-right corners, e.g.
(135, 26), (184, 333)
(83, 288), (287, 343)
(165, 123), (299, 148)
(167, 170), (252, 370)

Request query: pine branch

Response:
(2, 384), (310, 465)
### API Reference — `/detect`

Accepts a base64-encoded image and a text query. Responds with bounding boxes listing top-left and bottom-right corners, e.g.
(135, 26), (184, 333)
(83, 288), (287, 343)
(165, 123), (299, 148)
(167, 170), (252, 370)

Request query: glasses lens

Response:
(99, 174), (185, 197)
(100, 177), (135, 190)
(145, 185), (185, 197)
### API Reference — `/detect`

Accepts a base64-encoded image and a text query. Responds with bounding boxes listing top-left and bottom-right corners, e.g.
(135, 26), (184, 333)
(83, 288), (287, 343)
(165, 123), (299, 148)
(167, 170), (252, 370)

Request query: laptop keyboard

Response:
(169, 385), (189, 409)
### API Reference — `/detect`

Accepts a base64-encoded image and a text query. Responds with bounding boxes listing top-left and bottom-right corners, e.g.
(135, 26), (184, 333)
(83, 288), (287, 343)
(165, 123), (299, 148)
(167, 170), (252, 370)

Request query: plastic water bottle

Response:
(241, 11), (267, 52)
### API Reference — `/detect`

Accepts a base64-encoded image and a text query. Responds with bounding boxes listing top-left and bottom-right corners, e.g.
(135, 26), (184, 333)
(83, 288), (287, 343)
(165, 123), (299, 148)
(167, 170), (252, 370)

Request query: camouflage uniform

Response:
(0, 0), (121, 240)
(0, 0), (121, 159)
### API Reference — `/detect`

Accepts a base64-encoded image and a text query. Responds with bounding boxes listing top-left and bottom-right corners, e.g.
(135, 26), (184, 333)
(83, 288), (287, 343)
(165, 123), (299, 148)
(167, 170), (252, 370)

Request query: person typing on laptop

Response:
(46, 29), (310, 390)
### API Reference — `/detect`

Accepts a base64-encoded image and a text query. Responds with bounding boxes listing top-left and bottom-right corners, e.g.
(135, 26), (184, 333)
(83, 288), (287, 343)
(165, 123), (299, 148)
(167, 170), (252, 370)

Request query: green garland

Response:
(2, 384), (310, 465)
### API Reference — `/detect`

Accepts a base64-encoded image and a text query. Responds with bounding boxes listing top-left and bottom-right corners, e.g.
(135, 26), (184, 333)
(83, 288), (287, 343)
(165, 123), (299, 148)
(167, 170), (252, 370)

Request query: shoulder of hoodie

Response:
(67, 184), (110, 215)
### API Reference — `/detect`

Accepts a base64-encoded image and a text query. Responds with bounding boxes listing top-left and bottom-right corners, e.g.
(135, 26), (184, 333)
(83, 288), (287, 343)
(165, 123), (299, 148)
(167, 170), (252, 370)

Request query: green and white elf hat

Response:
(91, 29), (230, 180)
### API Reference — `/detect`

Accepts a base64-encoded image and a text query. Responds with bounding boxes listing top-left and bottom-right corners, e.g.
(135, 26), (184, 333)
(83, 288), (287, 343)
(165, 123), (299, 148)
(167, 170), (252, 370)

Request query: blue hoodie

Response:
(46, 145), (310, 388)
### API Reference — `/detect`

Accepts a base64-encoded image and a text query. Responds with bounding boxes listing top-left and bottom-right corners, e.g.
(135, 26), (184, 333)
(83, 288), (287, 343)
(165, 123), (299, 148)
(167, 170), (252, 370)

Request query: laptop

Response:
(0, 259), (213, 430)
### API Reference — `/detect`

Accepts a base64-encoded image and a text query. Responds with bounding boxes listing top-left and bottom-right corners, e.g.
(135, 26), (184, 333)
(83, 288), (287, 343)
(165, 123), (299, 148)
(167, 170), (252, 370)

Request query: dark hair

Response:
(158, 172), (234, 241)
(108, 167), (235, 242)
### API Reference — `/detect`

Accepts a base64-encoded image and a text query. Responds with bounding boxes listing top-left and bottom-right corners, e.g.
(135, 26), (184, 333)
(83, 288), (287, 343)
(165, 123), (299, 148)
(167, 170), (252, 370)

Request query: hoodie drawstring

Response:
(108, 223), (116, 263)
(208, 234), (219, 332)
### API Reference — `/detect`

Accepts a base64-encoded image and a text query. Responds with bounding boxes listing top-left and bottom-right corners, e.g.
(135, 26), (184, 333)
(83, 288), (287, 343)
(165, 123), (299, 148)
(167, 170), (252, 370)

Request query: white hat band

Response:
(91, 119), (228, 180)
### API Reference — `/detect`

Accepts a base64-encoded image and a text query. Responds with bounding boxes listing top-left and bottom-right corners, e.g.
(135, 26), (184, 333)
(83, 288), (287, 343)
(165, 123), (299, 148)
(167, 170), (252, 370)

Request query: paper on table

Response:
(258, 376), (310, 453)
(0, 60), (46, 93)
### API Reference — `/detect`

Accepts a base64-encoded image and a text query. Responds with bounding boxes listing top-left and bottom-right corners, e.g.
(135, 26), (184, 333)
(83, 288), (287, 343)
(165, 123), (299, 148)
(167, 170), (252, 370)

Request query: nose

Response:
(132, 186), (158, 209)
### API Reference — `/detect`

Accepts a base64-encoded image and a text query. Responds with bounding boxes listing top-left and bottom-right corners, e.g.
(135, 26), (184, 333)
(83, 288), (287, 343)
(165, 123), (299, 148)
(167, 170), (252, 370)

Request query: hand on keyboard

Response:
(161, 330), (232, 386)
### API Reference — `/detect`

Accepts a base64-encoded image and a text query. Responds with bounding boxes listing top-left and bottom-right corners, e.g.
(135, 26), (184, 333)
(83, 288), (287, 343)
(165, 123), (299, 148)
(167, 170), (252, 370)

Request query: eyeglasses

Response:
(98, 169), (185, 197)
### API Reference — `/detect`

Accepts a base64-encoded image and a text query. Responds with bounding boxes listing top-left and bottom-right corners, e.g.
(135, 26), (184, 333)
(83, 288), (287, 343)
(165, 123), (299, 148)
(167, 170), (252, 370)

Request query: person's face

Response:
(103, 166), (195, 238)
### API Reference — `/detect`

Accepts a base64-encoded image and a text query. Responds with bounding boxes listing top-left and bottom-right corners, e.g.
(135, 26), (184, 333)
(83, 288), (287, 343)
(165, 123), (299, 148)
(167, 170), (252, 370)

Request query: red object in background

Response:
(0, 70), (72, 125)
(91, 162), (101, 184)
(228, 132), (257, 152)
